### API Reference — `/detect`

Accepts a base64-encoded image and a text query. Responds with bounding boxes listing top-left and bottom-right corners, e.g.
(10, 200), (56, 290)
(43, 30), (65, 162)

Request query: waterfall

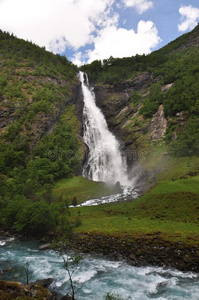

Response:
(79, 71), (129, 185)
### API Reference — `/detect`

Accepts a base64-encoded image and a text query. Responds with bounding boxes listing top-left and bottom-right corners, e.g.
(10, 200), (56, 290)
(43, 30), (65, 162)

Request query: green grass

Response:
(68, 156), (199, 246)
(70, 199), (199, 245)
(150, 177), (199, 194)
(53, 176), (117, 204)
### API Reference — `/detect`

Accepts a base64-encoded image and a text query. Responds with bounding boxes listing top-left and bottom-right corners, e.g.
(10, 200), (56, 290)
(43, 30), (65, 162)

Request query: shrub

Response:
(172, 117), (199, 157)
(141, 83), (163, 118)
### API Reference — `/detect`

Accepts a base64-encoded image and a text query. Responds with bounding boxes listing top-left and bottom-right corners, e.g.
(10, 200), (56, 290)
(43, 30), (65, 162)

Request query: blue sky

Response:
(0, 0), (199, 65)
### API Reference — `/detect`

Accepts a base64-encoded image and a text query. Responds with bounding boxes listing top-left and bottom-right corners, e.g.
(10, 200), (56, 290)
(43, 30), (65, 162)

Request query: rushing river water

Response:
(0, 237), (199, 300)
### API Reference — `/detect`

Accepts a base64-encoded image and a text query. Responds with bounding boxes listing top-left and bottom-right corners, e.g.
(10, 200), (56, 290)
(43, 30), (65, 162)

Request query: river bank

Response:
(1, 228), (199, 273)
(0, 279), (55, 300)
(69, 232), (199, 273)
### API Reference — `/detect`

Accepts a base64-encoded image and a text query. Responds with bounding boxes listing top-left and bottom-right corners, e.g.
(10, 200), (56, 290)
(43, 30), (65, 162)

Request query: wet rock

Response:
(34, 278), (53, 288)
(39, 243), (51, 251)
(115, 181), (122, 193)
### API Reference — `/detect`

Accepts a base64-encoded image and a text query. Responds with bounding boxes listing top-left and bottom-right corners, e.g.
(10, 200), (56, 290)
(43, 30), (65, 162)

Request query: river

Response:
(0, 237), (199, 299)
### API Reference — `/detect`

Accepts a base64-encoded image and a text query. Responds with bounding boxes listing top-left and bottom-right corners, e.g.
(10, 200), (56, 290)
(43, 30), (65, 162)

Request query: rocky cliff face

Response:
(76, 69), (191, 178)
(94, 72), (152, 122)
(89, 73), (164, 167)
(149, 105), (167, 141)
(79, 24), (199, 171)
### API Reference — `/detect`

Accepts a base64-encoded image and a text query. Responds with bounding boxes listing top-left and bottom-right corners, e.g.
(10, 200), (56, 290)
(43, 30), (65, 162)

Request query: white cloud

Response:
(122, 0), (153, 14)
(0, 0), (160, 64)
(72, 52), (86, 67)
(0, 0), (114, 52)
(178, 5), (199, 32)
(86, 20), (160, 63)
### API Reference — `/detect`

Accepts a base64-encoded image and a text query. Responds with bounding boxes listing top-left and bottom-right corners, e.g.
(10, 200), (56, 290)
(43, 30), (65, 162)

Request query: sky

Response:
(0, 0), (199, 65)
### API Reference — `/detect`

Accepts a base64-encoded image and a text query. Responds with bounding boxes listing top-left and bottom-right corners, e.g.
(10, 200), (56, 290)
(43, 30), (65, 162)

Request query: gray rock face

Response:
(150, 105), (167, 141)
(94, 72), (152, 120)
(111, 72), (152, 93)
(94, 86), (130, 119)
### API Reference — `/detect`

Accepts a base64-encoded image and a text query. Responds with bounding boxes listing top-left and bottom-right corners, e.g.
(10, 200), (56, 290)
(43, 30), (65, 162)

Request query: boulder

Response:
(39, 243), (51, 251)
(115, 181), (122, 193)
(34, 278), (53, 288)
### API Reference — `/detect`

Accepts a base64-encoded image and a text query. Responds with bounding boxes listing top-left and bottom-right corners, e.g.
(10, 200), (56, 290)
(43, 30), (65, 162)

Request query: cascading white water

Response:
(79, 71), (129, 185)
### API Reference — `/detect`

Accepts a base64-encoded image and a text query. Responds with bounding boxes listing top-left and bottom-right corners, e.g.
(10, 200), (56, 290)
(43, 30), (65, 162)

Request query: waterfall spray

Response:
(79, 71), (129, 185)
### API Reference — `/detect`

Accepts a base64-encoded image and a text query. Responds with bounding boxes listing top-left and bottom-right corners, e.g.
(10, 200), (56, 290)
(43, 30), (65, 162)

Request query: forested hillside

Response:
(0, 30), (82, 235)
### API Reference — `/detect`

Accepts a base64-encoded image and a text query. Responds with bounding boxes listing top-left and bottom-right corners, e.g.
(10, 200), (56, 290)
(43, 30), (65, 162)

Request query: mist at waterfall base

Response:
(79, 71), (140, 206)
(1, 238), (199, 300)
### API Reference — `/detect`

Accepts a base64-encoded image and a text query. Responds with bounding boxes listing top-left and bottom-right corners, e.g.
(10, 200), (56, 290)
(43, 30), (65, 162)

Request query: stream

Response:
(0, 237), (199, 299)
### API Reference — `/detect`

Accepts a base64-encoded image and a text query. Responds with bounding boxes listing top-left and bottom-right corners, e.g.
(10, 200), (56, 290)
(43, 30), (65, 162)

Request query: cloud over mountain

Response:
(0, 0), (197, 64)
(178, 5), (199, 32)
(86, 20), (160, 63)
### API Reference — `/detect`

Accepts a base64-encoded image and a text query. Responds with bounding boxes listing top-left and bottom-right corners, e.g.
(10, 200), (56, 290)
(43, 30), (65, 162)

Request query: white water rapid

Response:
(79, 71), (129, 185)
(1, 239), (199, 300)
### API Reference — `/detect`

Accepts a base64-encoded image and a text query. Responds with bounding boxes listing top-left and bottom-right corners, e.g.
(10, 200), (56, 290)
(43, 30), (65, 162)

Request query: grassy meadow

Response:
(55, 155), (199, 246)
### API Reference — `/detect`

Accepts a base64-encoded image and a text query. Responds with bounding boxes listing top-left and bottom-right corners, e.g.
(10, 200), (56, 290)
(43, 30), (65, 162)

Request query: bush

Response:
(0, 198), (57, 236)
(14, 200), (55, 235)
(172, 117), (199, 157)
(141, 83), (163, 118)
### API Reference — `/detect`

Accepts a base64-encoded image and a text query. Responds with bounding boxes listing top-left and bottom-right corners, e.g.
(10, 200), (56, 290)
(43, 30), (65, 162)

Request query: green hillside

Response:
(0, 30), (84, 235)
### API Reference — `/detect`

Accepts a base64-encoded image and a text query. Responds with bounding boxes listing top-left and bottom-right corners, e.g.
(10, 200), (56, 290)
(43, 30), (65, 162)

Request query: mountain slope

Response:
(0, 30), (85, 235)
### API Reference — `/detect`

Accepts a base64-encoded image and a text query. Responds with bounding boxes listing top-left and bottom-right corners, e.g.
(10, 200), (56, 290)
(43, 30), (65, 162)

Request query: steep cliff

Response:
(81, 24), (199, 172)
